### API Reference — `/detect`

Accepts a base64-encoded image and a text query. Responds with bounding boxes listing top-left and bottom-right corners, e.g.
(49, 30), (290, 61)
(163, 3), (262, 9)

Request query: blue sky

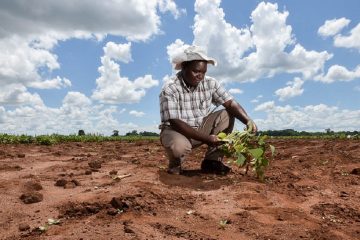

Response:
(0, 0), (359, 135)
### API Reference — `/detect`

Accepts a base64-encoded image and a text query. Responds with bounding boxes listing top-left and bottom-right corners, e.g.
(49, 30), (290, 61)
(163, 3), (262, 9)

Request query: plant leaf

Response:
(217, 132), (227, 139)
(270, 144), (275, 156)
(235, 153), (246, 166)
(48, 218), (60, 225)
(248, 148), (263, 159)
(38, 225), (48, 232)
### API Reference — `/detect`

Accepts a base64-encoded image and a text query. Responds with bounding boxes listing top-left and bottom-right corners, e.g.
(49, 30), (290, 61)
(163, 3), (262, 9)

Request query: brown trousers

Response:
(160, 109), (234, 168)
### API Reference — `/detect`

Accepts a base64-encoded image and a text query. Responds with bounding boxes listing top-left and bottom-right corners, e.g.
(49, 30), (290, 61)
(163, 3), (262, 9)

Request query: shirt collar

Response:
(177, 71), (198, 92)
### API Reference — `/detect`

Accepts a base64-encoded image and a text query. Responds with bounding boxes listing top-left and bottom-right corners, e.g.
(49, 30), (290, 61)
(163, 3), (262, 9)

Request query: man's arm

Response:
(222, 99), (258, 133)
(169, 119), (218, 145)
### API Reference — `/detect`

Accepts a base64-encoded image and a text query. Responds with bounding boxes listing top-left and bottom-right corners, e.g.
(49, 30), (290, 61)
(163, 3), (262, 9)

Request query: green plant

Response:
(217, 127), (275, 181)
(219, 220), (228, 229)
(35, 135), (57, 145)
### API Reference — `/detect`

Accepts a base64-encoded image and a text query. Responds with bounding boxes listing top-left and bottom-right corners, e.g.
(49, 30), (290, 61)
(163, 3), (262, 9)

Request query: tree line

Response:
(258, 129), (359, 137)
(77, 128), (358, 137)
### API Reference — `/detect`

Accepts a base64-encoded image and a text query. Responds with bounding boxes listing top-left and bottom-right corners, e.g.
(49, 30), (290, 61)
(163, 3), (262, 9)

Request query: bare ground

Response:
(0, 139), (359, 240)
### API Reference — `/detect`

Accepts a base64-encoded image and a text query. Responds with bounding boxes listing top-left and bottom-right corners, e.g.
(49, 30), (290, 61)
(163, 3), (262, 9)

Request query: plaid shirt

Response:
(159, 72), (233, 128)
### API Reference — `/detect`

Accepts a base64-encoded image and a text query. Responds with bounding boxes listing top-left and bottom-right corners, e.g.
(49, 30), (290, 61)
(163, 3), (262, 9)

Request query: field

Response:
(0, 138), (359, 240)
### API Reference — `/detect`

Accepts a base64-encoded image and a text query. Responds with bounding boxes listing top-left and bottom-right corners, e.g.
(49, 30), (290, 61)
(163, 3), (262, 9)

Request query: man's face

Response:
(182, 61), (207, 87)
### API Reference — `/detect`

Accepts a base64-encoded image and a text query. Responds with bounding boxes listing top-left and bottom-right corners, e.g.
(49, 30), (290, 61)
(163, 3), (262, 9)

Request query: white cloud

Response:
(275, 77), (304, 101)
(129, 110), (145, 117)
(28, 76), (71, 89)
(0, 91), (124, 135)
(92, 42), (159, 104)
(318, 18), (350, 37)
(315, 64), (360, 83)
(166, 39), (191, 70)
(334, 23), (360, 51)
(0, 0), (181, 42)
(158, 0), (186, 19)
(104, 42), (132, 63)
(0, 0), (179, 107)
(0, 84), (44, 106)
(0, 0), (181, 88)
(62, 92), (92, 109)
(0, 36), (60, 86)
(318, 18), (360, 51)
(251, 95), (263, 103)
(169, 1), (332, 83)
(254, 101), (275, 111)
(228, 88), (243, 94)
(119, 108), (127, 114)
(0, 107), (6, 123)
(134, 75), (159, 89)
(193, 0), (253, 69)
(254, 102), (360, 131)
(120, 122), (139, 129)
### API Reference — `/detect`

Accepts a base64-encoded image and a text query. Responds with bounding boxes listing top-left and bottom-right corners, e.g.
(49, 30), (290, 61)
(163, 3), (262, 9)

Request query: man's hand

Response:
(246, 119), (258, 133)
(206, 134), (222, 146)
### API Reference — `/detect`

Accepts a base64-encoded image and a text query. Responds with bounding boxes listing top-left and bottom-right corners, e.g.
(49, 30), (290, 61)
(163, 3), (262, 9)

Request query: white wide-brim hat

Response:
(172, 45), (217, 70)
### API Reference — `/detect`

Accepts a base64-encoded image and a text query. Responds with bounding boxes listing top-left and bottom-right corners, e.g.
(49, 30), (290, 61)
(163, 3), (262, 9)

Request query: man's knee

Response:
(168, 138), (192, 158)
(161, 129), (192, 159)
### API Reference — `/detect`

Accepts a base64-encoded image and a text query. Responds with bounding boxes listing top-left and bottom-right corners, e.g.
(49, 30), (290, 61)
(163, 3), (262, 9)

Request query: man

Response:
(159, 45), (257, 175)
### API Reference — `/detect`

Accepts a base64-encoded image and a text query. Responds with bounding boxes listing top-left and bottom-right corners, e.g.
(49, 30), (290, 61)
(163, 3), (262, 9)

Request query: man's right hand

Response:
(206, 134), (222, 146)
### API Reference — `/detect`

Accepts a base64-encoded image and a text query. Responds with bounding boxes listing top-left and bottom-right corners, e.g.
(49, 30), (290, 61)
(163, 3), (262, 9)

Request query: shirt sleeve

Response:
(211, 79), (233, 106)
(159, 88), (180, 123)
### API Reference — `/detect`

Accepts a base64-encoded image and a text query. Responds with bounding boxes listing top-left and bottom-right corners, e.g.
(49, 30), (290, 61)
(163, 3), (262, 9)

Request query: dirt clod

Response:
(88, 160), (102, 169)
(350, 168), (360, 175)
(24, 181), (43, 191)
(55, 179), (68, 187)
(18, 223), (30, 231)
(19, 192), (43, 204)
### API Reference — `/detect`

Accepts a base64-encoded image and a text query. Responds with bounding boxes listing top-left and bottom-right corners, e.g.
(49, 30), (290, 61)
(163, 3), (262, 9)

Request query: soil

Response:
(0, 139), (359, 240)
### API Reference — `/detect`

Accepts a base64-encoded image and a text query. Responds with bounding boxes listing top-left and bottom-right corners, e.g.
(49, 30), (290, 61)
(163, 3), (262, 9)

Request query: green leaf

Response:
(235, 153), (246, 166)
(234, 143), (245, 153)
(262, 158), (269, 166)
(217, 132), (227, 139)
(248, 148), (263, 159)
(216, 129), (275, 181)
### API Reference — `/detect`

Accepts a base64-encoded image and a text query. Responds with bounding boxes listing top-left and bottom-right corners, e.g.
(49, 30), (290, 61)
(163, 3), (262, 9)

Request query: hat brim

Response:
(172, 46), (217, 70)
(174, 59), (216, 70)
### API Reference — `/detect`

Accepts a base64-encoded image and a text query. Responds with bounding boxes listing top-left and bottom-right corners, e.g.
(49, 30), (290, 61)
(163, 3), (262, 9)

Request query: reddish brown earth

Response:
(0, 139), (359, 240)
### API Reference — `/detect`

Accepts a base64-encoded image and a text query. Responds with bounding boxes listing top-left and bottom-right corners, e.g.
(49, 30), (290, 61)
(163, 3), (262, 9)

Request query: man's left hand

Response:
(246, 119), (257, 133)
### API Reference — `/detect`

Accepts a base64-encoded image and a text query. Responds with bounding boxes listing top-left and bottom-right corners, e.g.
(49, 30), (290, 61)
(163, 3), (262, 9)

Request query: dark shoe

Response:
(167, 166), (182, 175)
(201, 160), (231, 175)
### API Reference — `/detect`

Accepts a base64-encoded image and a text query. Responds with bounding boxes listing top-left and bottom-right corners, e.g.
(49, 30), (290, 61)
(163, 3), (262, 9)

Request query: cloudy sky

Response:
(0, 0), (359, 135)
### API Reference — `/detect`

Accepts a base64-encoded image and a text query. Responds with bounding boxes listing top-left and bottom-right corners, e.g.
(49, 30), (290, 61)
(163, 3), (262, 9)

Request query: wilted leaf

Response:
(270, 144), (275, 156)
(48, 218), (60, 225)
(38, 225), (48, 232)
